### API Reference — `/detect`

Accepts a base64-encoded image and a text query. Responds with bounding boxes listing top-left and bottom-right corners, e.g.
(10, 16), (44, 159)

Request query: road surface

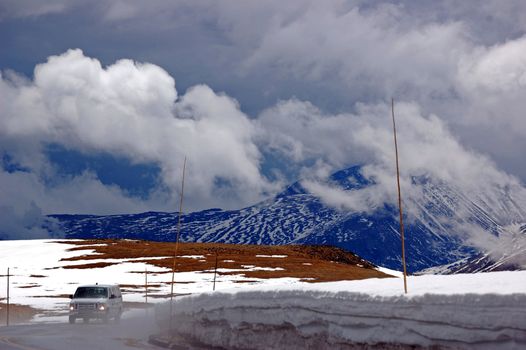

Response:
(0, 311), (163, 350)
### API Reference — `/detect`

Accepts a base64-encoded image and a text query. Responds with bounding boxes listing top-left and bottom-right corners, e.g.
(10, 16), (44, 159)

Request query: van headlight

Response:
(98, 304), (106, 311)
(69, 304), (75, 311)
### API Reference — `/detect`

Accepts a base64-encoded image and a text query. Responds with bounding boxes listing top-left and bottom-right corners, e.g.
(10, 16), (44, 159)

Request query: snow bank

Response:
(158, 271), (526, 349)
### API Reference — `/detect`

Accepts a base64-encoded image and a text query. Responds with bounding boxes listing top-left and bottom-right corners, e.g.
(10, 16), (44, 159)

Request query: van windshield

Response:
(74, 287), (108, 298)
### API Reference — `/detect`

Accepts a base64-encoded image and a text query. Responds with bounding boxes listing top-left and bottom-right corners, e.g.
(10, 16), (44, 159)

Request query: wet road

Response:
(0, 311), (163, 350)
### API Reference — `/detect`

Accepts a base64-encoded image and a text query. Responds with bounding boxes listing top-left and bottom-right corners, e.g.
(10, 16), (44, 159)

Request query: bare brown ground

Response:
(0, 303), (40, 324)
(54, 240), (391, 282)
(120, 283), (162, 288)
(62, 261), (115, 269)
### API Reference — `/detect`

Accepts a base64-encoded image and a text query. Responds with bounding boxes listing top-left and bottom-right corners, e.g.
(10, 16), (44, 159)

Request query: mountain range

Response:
(50, 165), (526, 273)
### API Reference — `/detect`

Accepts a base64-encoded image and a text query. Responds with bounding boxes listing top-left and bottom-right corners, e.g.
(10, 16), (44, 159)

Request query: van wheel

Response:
(114, 313), (121, 324)
(69, 316), (75, 324)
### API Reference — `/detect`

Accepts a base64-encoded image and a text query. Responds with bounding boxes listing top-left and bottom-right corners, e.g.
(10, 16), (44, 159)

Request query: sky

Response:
(1, 0), (526, 239)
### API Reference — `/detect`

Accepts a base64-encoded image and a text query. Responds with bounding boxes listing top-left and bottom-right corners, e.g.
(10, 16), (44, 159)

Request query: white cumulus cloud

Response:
(0, 49), (278, 219)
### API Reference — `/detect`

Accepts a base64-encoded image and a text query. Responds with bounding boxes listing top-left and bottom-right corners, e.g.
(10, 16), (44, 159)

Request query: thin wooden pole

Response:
(391, 98), (408, 294)
(145, 267), (148, 306)
(213, 252), (218, 291)
(170, 157), (187, 329)
(6, 267), (9, 326)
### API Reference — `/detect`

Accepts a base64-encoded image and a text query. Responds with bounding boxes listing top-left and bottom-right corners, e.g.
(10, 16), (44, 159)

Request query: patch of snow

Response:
(375, 266), (404, 278)
(255, 254), (288, 258)
(75, 243), (109, 247)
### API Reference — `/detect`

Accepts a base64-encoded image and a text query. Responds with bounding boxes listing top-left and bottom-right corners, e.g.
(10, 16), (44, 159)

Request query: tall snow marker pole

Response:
(170, 156), (187, 329)
(145, 267), (148, 306)
(391, 98), (408, 294)
(6, 267), (9, 326)
(213, 251), (218, 291)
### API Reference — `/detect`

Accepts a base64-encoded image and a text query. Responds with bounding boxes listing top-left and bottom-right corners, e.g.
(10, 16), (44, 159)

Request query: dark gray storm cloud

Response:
(2, 1), (525, 156)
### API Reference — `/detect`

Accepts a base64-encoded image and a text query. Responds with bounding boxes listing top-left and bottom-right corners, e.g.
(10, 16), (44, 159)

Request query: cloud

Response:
(259, 100), (475, 186)
(0, 0), (69, 20)
(259, 98), (526, 256)
(0, 49), (278, 215)
(259, 97), (526, 206)
(458, 36), (526, 132)
(243, 2), (468, 102)
(0, 167), (165, 214)
(303, 180), (383, 213)
(0, 202), (57, 240)
(2, 2), (526, 182)
(257, 99), (363, 168)
(460, 38), (526, 94)
(215, 1), (526, 180)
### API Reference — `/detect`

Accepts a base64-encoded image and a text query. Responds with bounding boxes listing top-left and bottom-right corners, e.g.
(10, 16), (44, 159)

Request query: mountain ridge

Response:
(50, 165), (526, 273)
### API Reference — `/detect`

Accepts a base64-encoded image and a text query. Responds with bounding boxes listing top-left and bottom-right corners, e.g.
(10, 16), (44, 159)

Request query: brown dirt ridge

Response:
(55, 239), (392, 282)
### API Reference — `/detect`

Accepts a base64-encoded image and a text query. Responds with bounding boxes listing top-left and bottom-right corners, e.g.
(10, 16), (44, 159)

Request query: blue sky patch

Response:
(45, 144), (161, 199)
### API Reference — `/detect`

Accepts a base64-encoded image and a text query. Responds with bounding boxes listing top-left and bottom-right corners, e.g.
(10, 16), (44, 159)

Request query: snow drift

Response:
(157, 272), (526, 349)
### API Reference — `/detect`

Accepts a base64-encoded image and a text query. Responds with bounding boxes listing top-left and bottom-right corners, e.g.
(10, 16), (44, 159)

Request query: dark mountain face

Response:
(50, 165), (525, 273)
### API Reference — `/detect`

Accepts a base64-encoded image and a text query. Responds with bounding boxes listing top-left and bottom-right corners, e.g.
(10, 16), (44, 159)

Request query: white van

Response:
(69, 284), (123, 324)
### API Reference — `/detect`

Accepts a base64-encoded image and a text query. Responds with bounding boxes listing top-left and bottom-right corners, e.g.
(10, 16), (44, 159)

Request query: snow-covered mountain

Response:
(51, 166), (526, 273)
